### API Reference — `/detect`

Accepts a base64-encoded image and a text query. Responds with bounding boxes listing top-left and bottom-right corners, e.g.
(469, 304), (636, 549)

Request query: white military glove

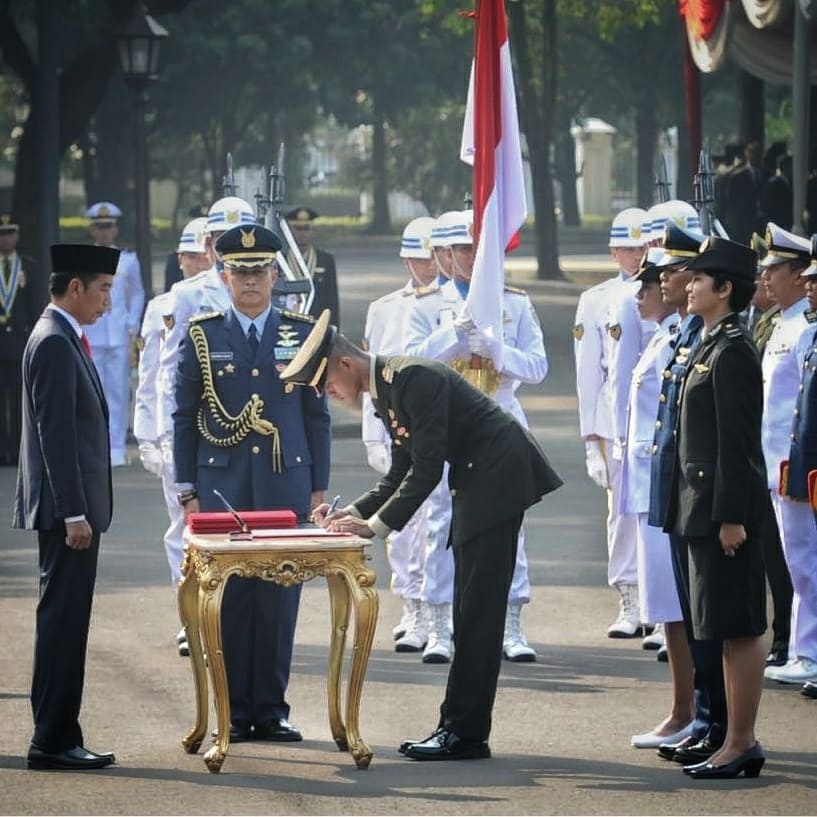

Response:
(467, 329), (493, 358)
(159, 436), (175, 467)
(611, 439), (625, 462)
(452, 312), (474, 338)
(365, 442), (391, 475)
(584, 439), (609, 489)
(138, 441), (164, 477)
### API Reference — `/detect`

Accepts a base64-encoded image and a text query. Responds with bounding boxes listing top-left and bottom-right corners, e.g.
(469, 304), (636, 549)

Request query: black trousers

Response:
(668, 532), (727, 743)
(762, 495), (792, 651)
(31, 526), (100, 753)
(438, 513), (522, 742)
(0, 357), (22, 465)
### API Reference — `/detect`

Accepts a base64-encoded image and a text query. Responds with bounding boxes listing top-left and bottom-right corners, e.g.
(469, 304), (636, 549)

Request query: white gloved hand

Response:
(584, 439), (609, 489)
(452, 312), (474, 338)
(159, 436), (175, 467)
(467, 329), (492, 358)
(365, 442), (391, 475)
(138, 441), (164, 477)
(611, 439), (625, 462)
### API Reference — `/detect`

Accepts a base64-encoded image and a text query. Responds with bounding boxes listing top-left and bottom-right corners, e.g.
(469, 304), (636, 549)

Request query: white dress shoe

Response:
(608, 584), (641, 638)
(392, 602), (412, 641)
(631, 721), (693, 749)
(503, 602), (537, 662)
(394, 599), (428, 653)
(766, 657), (817, 684)
(423, 603), (453, 663)
(642, 622), (664, 650)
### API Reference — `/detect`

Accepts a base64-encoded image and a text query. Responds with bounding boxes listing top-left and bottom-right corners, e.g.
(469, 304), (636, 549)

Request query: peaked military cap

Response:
(760, 222), (811, 267)
(50, 243), (120, 276)
(0, 212), (19, 232)
(86, 201), (122, 225)
(632, 247), (666, 284)
(286, 206), (319, 224)
(802, 234), (817, 279)
(750, 232), (768, 260)
(654, 223), (705, 267)
(279, 309), (336, 390)
(215, 224), (282, 269)
(685, 236), (757, 283)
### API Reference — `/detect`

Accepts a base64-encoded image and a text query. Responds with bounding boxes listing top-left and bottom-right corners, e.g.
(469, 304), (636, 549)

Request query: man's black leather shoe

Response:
(210, 724), (252, 743)
(802, 681), (817, 699)
(673, 736), (720, 765)
(398, 726), (445, 755)
(657, 734), (696, 761)
(766, 646), (788, 667)
(402, 729), (490, 761)
(27, 745), (115, 771)
(253, 718), (303, 742)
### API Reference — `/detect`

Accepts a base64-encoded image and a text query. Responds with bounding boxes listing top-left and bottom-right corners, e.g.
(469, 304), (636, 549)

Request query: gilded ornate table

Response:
(177, 531), (378, 773)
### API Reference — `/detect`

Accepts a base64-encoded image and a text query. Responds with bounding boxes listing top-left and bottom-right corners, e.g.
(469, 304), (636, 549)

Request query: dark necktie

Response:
(80, 333), (93, 359)
(2, 256), (10, 287)
(248, 322), (259, 357)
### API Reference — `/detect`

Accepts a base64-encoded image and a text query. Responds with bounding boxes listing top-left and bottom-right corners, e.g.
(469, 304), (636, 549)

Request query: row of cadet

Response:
(69, 199), (338, 470)
(573, 201), (817, 769)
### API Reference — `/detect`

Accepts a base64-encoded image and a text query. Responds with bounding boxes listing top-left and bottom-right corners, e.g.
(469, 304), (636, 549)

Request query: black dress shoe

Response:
(27, 745), (115, 771)
(402, 729), (490, 761)
(766, 646), (788, 667)
(673, 736), (720, 765)
(210, 724), (252, 743)
(398, 727), (444, 755)
(802, 681), (817, 699)
(683, 743), (765, 779)
(253, 718), (303, 742)
(657, 734), (696, 761)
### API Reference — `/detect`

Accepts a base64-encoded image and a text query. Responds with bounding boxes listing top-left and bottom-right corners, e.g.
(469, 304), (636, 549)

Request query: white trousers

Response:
(93, 343), (131, 461)
(772, 493), (817, 662)
(386, 501), (427, 600)
(604, 441), (639, 587)
(161, 460), (185, 586)
(636, 513), (682, 624)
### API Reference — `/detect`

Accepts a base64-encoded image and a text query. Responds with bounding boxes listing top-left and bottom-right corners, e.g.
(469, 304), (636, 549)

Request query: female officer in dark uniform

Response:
(664, 236), (768, 779)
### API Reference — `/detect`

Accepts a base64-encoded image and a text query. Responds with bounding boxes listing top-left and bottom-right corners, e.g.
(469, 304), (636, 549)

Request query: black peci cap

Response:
(286, 207), (319, 224)
(50, 243), (119, 276)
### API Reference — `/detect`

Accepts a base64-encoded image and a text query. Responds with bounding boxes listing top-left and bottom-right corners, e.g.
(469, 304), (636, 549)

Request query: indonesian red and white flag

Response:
(460, 0), (527, 371)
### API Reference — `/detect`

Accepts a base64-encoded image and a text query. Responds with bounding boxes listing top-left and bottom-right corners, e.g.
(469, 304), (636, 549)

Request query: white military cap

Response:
(205, 196), (257, 234)
(400, 216), (435, 259)
(650, 199), (701, 235)
(609, 207), (647, 247)
(760, 222), (811, 267)
(176, 217), (208, 254)
(430, 211), (465, 247)
(444, 208), (474, 246)
(86, 201), (122, 224)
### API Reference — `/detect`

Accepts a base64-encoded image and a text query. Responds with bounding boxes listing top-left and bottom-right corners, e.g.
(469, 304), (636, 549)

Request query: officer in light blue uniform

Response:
(173, 224), (331, 743)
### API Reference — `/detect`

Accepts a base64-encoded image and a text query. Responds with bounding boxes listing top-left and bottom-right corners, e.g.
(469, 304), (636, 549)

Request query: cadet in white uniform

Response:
(134, 217), (209, 656)
(361, 217), (442, 657)
(573, 207), (646, 637)
(759, 224), (817, 685)
(406, 211), (545, 661)
(83, 202), (145, 466)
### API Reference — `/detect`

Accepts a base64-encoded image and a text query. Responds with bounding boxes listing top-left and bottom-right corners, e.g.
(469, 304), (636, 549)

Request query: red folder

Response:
(187, 510), (297, 534)
(808, 470), (817, 512)
(779, 460), (790, 496)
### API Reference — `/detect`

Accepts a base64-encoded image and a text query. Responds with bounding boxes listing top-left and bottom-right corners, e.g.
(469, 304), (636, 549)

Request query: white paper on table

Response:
(250, 528), (347, 538)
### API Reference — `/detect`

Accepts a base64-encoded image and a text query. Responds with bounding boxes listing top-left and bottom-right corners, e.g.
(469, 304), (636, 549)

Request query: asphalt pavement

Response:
(0, 239), (815, 815)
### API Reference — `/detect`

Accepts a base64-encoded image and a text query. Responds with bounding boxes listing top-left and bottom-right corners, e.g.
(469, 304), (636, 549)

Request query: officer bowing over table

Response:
(173, 224), (331, 743)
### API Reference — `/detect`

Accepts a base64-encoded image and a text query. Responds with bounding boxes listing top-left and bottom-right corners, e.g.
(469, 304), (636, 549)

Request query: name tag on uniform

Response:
(274, 347), (298, 360)
(210, 352), (233, 361)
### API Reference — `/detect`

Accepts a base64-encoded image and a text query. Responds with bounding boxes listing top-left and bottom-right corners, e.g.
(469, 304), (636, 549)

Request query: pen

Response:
(212, 489), (249, 533)
(327, 494), (341, 516)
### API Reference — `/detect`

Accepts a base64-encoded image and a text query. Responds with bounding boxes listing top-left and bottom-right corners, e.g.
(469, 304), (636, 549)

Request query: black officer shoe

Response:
(211, 723), (252, 743)
(253, 718), (303, 742)
(802, 681), (817, 699)
(673, 736), (720, 765)
(402, 729), (490, 761)
(657, 734), (696, 761)
(766, 645), (788, 667)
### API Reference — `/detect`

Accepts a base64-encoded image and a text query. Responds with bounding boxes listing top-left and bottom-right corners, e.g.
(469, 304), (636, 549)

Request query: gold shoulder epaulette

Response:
(806, 310), (817, 324)
(504, 284), (526, 296)
(414, 284), (439, 298)
(190, 310), (224, 323)
(281, 310), (316, 323)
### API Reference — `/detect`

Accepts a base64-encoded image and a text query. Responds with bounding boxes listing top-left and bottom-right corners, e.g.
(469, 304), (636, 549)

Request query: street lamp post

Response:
(116, 3), (168, 297)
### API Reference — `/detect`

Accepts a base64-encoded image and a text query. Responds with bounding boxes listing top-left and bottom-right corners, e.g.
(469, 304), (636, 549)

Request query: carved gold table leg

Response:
(200, 574), (230, 773)
(326, 573), (351, 751)
(178, 564), (208, 754)
(343, 569), (379, 770)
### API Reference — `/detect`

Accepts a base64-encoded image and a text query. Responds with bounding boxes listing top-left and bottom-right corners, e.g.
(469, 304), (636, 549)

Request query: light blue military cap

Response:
(86, 201), (122, 224)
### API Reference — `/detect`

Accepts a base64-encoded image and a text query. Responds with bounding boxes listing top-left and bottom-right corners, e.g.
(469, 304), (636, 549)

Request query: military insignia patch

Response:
(572, 323), (584, 340)
(694, 363), (710, 374)
(806, 310), (817, 324)
(608, 323), (622, 341)
(240, 227), (256, 248)
(209, 352), (233, 361)
(382, 366), (394, 383)
(163, 314), (175, 330)
(224, 363), (236, 374)
(226, 209), (239, 225)
(274, 347), (299, 360)
(281, 310), (316, 323)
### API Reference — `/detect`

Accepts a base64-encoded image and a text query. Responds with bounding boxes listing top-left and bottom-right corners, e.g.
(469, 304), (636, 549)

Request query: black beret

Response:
(50, 243), (119, 276)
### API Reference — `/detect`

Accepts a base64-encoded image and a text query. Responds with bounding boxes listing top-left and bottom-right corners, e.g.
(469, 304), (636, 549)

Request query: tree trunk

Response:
(635, 100), (658, 207)
(555, 108), (580, 227)
(739, 70), (764, 149)
(369, 89), (391, 234)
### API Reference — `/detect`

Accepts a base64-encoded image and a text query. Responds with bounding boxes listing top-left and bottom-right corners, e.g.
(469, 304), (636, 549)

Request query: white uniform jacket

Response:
(133, 292), (172, 444)
(83, 249), (144, 348)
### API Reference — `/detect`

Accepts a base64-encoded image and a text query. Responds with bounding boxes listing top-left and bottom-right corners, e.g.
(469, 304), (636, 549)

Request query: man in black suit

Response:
(285, 207), (340, 328)
(281, 310), (562, 760)
(0, 212), (39, 466)
(13, 243), (120, 771)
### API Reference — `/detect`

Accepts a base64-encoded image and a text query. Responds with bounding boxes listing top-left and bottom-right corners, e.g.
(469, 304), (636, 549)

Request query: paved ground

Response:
(1, 240), (815, 815)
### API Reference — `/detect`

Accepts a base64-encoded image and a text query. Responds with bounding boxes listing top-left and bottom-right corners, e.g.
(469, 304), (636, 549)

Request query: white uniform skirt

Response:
(636, 512), (682, 623)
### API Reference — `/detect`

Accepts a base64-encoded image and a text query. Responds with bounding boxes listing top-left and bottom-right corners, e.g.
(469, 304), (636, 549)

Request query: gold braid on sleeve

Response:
(190, 323), (282, 472)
